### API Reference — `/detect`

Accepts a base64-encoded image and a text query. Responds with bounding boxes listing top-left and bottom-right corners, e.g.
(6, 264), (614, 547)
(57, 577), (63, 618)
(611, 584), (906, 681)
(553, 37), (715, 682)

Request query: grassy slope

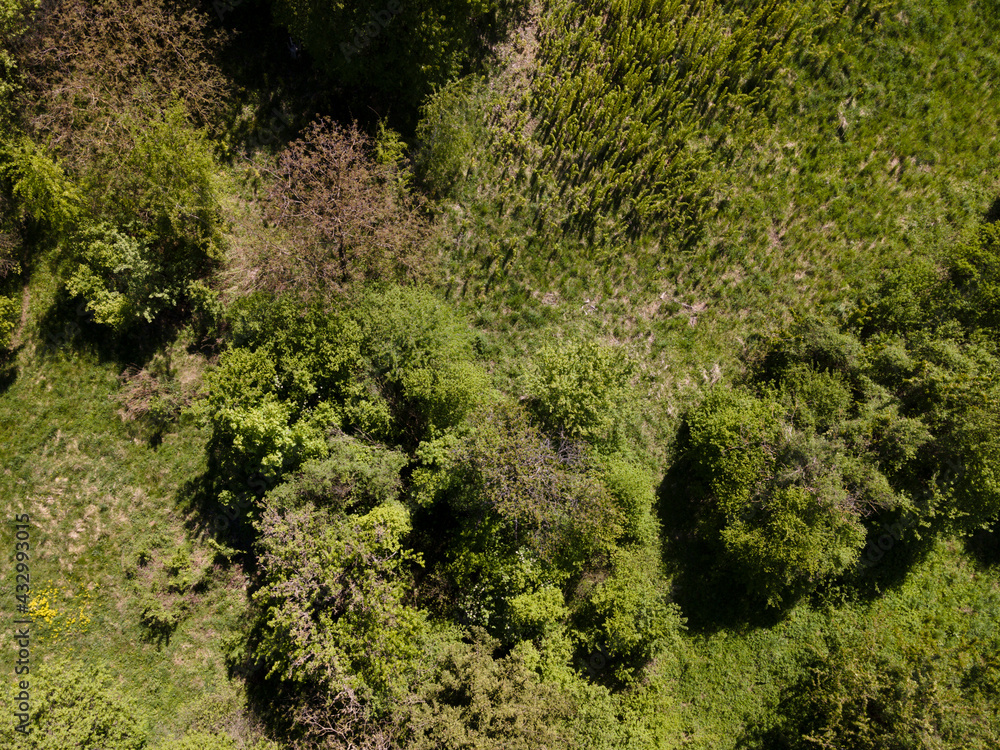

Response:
(1, 0), (999, 746)
(0, 269), (255, 746)
(430, 0), (1000, 744)
(440, 0), (1000, 416)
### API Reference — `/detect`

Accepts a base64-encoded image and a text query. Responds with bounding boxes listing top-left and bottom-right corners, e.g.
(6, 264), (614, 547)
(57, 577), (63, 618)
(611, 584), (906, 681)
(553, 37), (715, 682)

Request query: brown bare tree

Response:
(15, 0), (226, 174)
(258, 118), (433, 297)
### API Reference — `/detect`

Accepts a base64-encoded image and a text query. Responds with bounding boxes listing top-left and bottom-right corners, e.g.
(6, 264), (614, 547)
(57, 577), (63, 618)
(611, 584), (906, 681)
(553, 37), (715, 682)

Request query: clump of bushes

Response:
(0, 658), (147, 749)
(206, 285), (488, 487)
(670, 215), (1000, 605)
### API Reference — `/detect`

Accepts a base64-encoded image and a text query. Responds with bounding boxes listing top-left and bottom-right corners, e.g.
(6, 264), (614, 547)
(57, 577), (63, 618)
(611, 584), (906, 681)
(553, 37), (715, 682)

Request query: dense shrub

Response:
(594, 456), (660, 546)
(206, 343), (337, 477)
(355, 285), (487, 444)
(668, 244), (1000, 613)
(0, 0), (34, 123)
(19, 0), (225, 170)
(523, 339), (636, 449)
(2, 0), (226, 334)
(672, 387), (867, 605)
(264, 434), (407, 514)
(400, 630), (630, 750)
(0, 288), (17, 348)
(449, 400), (621, 568)
(843, 223), (1000, 532)
(0, 136), (80, 233)
(578, 545), (683, 684)
(50, 103), (223, 332)
(0, 658), (147, 749)
(248, 492), (427, 742)
(418, 397), (685, 679)
(749, 606), (1000, 749)
(88, 104), (221, 251)
(946, 221), (1000, 330)
(207, 285), (486, 496)
(415, 75), (489, 199)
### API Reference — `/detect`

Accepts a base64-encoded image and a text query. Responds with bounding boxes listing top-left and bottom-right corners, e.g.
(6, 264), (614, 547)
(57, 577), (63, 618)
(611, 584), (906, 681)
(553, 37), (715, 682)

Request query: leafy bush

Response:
(248, 493), (428, 739)
(777, 362), (851, 434)
(206, 345), (334, 476)
(451, 400), (620, 567)
(0, 291), (16, 348)
(945, 220), (1000, 331)
(750, 607), (1000, 749)
(0, 0), (35, 123)
(92, 104), (221, 252)
(579, 546), (683, 684)
(400, 631), (581, 750)
(595, 456), (660, 545)
(264, 433), (406, 514)
(843, 227), (1000, 533)
(0, 658), (147, 749)
(65, 223), (173, 328)
(355, 285), (488, 444)
(523, 339), (635, 449)
(427, 400), (634, 648)
(207, 287), (487, 492)
(673, 387), (867, 605)
(64, 105), (221, 331)
(415, 75), (489, 199)
(0, 137), (80, 233)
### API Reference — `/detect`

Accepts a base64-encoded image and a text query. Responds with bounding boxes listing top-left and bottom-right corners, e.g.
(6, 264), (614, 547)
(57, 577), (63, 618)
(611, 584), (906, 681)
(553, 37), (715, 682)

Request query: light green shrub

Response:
(0, 658), (147, 749)
(415, 76), (489, 198)
(524, 339), (635, 449)
(0, 137), (80, 232)
(0, 292), (16, 348)
(678, 387), (867, 605)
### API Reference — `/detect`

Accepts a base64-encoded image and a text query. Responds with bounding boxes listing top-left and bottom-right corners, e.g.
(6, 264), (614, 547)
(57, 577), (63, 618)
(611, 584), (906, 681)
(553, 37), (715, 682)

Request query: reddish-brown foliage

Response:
(16, 0), (226, 172)
(258, 118), (433, 296)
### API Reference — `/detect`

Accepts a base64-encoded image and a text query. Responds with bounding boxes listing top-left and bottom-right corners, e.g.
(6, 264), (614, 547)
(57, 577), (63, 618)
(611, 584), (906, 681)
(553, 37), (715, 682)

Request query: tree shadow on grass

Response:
(965, 521), (1000, 569)
(35, 286), (177, 368)
(175, 451), (290, 580)
(0, 343), (20, 396)
(831, 512), (937, 605)
(984, 195), (1000, 224)
(655, 464), (795, 635)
